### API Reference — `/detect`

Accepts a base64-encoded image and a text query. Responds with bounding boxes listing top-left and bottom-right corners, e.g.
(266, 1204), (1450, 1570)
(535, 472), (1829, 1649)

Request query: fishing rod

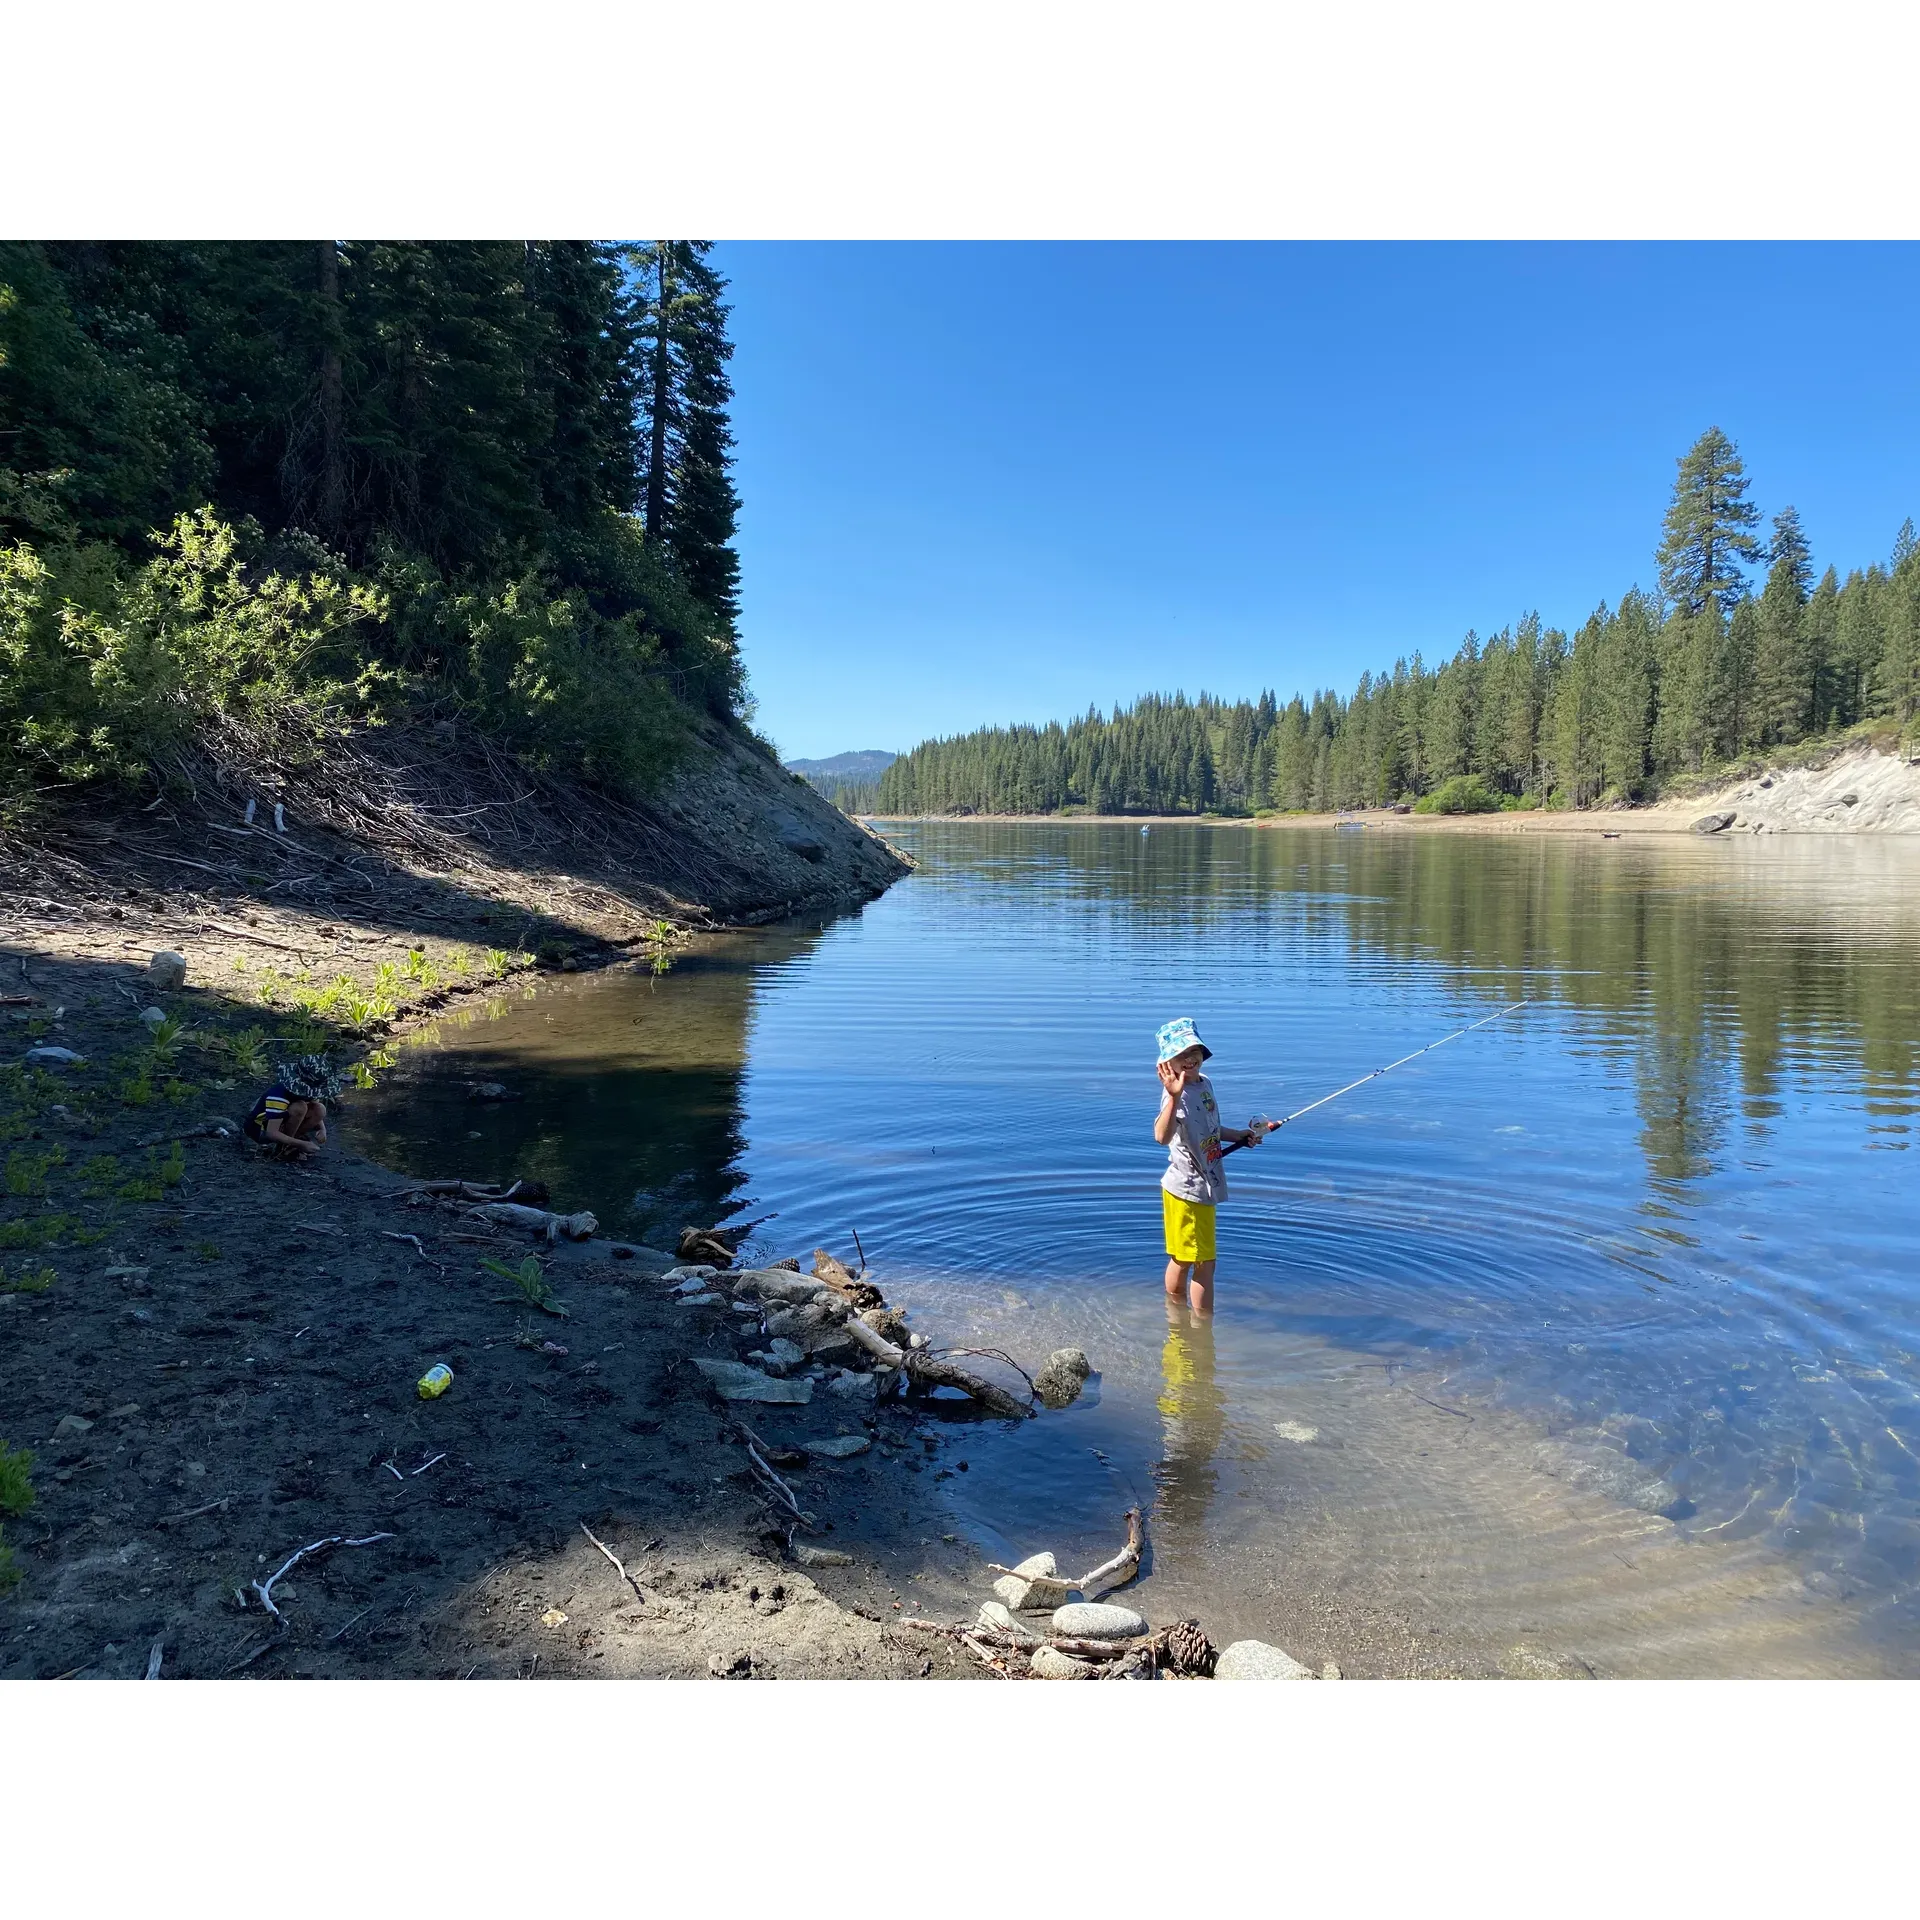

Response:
(1218, 998), (1531, 1154)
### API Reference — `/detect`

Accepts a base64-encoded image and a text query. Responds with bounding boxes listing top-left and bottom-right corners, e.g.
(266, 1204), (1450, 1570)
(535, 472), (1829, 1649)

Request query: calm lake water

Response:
(355, 823), (1920, 1675)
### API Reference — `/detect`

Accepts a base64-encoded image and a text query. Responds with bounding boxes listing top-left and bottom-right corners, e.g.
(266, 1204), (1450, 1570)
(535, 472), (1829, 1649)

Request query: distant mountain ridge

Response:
(786, 750), (897, 781)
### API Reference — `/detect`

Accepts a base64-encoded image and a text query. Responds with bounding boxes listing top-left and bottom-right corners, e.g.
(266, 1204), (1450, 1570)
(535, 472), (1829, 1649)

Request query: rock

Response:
(707, 1650), (753, 1678)
(766, 1338), (806, 1369)
(466, 1081), (514, 1102)
(992, 1552), (1073, 1611)
(23, 1046), (86, 1066)
(664, 1265), (719, 1283)
(809, 1432), (869, 1458)
(53, 1414), (94, 1436)
(1214, 1639), (1315, 1680)
(1841, 791), (1860, 807)
(778, 826), (827, 863)
(147, 950), (188, 992)
(1321, 1662), (1343, 1680)
(1690, 811), (1736, 834)
(792, 1544), (853, 1568)
(690, 1358), (814, 1403)
(1051, 1601), (1146, 1640)
(139, 1006), (168, 1031)
(673, 1292), (722, 1309)
(1273, 1420), (1319, 1443)
(734, 1269), (827, 1305)
(826, 1368), (879, 1401)
(1034, 1347), (1093, 1408)
(860, 1305), (910, 1344)
(540, 1607), (568, 1627)
(1029, 1645), (1096, 1679)
(668, 1275), (713, 1295)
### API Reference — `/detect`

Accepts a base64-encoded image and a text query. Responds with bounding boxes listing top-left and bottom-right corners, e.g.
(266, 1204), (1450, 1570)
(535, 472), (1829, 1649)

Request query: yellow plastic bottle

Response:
(417, 1363), (453, 1400)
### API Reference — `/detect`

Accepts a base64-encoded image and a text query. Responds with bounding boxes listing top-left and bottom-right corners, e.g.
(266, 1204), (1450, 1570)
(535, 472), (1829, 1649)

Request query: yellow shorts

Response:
(1162, 1189), (1216, 1264)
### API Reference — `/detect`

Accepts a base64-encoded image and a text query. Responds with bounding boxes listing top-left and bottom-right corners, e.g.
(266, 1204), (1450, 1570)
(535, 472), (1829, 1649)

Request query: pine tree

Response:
(630, 241), (742, 632)
(1657, 427), (1765, 616)
(1751, 506), (1813, 744)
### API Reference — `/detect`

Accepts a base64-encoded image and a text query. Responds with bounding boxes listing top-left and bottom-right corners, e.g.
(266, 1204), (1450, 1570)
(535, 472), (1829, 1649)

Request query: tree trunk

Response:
(645, 242), (672, 540)
(315, 241), (347, 542)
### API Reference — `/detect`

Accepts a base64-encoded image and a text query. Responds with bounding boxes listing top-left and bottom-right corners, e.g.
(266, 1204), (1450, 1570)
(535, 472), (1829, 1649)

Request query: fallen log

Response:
(840, 1313), (1034, 1421)
(467, 1201), (597, 1242)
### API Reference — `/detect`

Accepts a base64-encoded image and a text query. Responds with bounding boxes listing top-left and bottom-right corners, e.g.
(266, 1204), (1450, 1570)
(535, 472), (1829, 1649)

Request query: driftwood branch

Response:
(467, 1201), (597, 1242)
(1078, 1507), (1144, 1598)
(248, 1531), (395, 1621)
(840, 1313), (1032, 1421)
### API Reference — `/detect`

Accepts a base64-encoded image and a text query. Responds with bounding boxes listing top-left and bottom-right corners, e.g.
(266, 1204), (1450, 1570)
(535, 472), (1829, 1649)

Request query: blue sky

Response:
(715, 244), (1920, 763)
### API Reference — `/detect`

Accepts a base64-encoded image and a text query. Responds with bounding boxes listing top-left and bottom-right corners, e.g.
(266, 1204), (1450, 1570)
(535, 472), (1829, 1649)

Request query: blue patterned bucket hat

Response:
(1156, 1017), (1212, 1064)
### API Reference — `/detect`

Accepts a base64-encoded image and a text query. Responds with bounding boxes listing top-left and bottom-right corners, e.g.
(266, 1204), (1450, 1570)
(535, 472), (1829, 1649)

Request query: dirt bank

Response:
(0, 927), (1009, 1679)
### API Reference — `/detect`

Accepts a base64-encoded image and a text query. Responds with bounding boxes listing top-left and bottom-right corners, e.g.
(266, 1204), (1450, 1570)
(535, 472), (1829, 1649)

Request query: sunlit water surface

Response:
(355, 825), (1920, 1674)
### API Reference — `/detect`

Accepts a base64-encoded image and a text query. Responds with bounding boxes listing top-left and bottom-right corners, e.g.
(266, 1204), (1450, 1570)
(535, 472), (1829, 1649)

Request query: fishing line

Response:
(1220, 997), (1531, 1153)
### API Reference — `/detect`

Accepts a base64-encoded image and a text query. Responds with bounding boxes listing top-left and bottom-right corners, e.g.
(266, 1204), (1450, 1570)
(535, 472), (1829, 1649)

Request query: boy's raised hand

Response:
(1157, 1057), (1190, 1099)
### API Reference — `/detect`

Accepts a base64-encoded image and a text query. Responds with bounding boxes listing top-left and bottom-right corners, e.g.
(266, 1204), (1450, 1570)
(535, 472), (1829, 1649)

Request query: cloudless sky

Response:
(715, 244), (1920, 763)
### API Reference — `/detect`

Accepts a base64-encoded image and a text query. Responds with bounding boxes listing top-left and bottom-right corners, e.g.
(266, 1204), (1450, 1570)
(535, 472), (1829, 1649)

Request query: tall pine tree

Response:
(1657, 427), (1765, 616)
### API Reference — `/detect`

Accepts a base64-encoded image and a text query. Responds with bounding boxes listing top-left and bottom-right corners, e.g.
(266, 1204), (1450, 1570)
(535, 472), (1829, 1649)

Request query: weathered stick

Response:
(579, 1521), (646, 1602)
(1077, 1507), (1144, 1598)
(960, 1632), (1014, 1678)
(145, 1637), (165, 1680)
(382, 1230), (446, 1274)
(249, 1531), (395, 1620)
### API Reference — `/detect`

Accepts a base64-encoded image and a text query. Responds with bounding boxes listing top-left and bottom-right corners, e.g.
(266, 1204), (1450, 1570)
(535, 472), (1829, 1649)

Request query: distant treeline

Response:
(1, 241), (744, 805)
(877, 430), (1920, 817)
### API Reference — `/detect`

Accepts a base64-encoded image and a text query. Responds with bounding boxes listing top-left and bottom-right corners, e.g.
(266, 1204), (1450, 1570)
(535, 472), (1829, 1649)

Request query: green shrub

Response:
(1414, 775), (1503, 815)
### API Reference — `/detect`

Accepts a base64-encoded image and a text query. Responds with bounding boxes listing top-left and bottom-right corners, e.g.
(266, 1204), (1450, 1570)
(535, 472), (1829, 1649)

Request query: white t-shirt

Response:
(1161, 1073), (1227, 1204)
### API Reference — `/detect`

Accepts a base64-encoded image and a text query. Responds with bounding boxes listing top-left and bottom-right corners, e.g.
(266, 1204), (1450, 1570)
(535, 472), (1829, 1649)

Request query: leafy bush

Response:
(1414, 775), (1503, 815)
(1, 510), (389, 793)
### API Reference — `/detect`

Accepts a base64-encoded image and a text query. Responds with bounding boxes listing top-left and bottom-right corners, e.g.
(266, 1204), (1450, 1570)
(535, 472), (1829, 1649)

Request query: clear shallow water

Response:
(356, 824), (1920, 1672)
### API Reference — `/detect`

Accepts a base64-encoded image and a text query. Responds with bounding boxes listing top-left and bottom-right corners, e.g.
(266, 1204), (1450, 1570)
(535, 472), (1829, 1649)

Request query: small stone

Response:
(1273, 1420), (1319, 1443)
(139, 1006), (168, 1031)
(540, 1607), (568, 1627)
(767, 1338), (806, 1369)
(1321, 1662), (1343, 1681)
(1214, 1639), (1315, 1681)
(808, 1433), (871, 1458)
(24, 1045), (86, 1066)
(147, 950), (188, 992)
(664, 1265), (719, 1283)
(673, 1292), (722, 1309)
(1029, 1645), (1096, 1679)
(826, 1368), (878, 1401)
(1051, 1601), (1146, 1640)
(53, 1414), (94, 1437)
(792, 1544), (853, 1568)
(707, 1649), (752, 1678)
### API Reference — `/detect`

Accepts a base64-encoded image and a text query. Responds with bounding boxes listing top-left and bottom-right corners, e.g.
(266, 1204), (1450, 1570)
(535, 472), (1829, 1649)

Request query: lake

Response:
(353, 822), (1920, 1676)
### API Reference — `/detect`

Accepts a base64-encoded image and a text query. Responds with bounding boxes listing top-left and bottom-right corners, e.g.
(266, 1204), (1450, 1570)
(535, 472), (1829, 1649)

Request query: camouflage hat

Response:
(274, 1053), (348, 1102)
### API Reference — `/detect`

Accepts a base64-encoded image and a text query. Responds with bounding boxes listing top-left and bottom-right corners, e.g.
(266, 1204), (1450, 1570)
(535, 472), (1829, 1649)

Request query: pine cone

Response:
(1165, 1618), (1216, 1677)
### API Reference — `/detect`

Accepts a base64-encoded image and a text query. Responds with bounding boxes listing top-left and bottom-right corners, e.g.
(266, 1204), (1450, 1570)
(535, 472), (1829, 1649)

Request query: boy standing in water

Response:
(1154, 1017), (1260, 1314)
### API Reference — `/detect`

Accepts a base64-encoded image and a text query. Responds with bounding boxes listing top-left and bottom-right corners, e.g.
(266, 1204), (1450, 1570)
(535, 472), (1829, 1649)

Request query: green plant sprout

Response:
(481, 1254), (567, 1317)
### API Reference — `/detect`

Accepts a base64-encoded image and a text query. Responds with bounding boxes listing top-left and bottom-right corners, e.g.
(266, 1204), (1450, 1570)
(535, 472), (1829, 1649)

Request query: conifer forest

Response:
(0, 241), (743, 805)
(877, 429), (1920, 817)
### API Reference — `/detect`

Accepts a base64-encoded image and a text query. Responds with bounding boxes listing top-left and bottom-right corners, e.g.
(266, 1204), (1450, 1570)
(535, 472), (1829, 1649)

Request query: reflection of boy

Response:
(1153, 1017), (1258, 1314)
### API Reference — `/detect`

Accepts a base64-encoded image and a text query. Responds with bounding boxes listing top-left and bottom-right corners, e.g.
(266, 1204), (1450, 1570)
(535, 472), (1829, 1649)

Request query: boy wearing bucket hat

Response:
(1154, 1018), (1259, 1313)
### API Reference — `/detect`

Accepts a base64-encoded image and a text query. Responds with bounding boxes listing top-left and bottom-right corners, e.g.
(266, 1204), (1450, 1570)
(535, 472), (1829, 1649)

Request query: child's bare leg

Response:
(1164, 1257), (1192, 1300)
(1188, 1259), (1216, 1315)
